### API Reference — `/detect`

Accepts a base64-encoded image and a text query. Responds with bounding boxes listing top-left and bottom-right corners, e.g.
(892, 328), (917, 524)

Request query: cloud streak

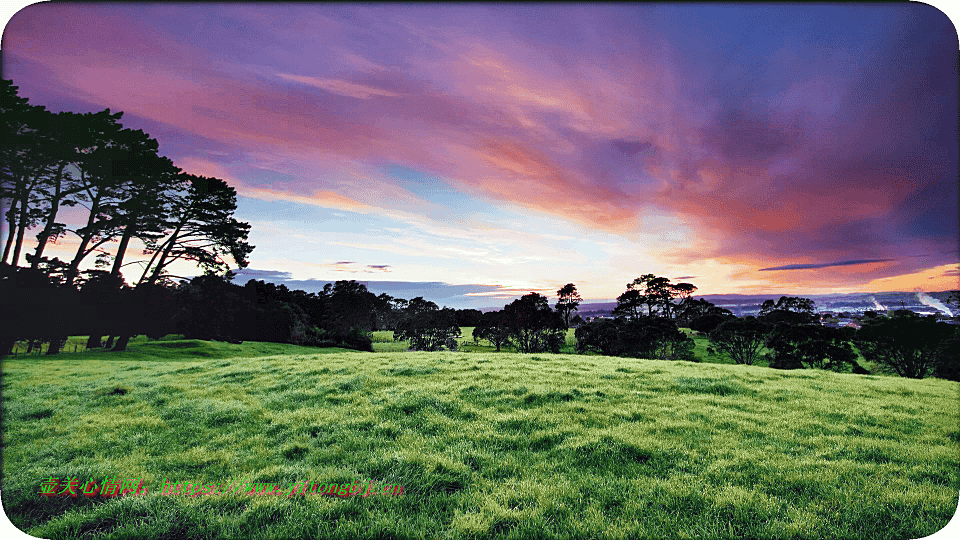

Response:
(759, 259), (896, 271)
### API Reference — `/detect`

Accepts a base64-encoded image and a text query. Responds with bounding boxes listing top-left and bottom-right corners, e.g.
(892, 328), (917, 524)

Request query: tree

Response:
(675, 297), (731, 328)
(502, 293), (566, 353)
(555, 283), (582, 328)
(2, 80), (58, 267)
(758, 296), (817, 325)
(612, 288), (647, 320)
(612, 274), (690, 319)
(576, 316), (694, 360)
(765, 324), (857, 371)
(856, 312), (956, 378)
(137, 174), (253, 286)
(454, 308), (483, 328)
(323, 280), (378, 335)
(177, 273), (255, 343)
(473, 311), (510, 351)
(394, 297), (461, 351)
(709, 317), (771, 365)
(575, 318), (623, 356)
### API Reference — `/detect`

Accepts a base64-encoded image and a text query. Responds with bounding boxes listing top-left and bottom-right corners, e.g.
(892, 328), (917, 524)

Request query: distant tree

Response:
(947, 291), (960, 306)
(670, 282), (698, 306)
(571, 314), (585, 326)
(612, 288), (647, 320)
(613, 274), (692, 319)
(323, 280), (377, 336)
(709, 317), (771, 365)
(473, 310), (510, 351)
(675, 297), (732, 328)
(502, 293), (566, 353)
(765, 324), (857, 371)
(758, 296), (817, 325)
(575, 316), (694, 360)
(555, 283), (582, 328)
(856, 312), (956, 378)
(454, 308), (483, 328)
(575, 318), (622, 356)
(394, 297), (461, 351)
(689, 313), (734, 334)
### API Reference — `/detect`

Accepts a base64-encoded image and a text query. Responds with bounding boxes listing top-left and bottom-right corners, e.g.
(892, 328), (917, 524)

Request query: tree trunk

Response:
(9, 191), (30, 267)
(46, 338), (64, 355)
(111, 334), (131, 352)
(1, 194), (18, 264)
(0, 338), (15, 358)
(31, 163), (67, 269)
(65, 194), (102, 286)
(110, 224), (135, 278)
(86, 335), (103, 349)
(104, 335), (115, 348)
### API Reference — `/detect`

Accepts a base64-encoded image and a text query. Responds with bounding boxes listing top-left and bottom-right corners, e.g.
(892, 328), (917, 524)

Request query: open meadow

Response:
(2, 339), (957, 539)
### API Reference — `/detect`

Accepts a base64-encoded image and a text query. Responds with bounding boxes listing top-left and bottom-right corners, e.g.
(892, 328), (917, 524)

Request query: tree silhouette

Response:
(502, 293), (566, 353)
(555, 283), (582, 328)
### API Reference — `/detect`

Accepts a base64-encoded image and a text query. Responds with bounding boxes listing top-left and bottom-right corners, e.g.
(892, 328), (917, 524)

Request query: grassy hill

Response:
(2, 339), (956, 539)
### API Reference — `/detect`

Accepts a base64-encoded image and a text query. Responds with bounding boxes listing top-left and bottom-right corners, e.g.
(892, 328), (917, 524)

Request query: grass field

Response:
(2, 339), (957, 539)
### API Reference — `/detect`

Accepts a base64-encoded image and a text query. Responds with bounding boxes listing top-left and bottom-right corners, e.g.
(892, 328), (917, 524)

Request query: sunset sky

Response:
(2, 3), (958, 308)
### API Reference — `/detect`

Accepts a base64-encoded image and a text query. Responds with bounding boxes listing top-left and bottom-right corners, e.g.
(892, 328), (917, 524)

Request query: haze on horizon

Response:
(2, 3), (958, 309)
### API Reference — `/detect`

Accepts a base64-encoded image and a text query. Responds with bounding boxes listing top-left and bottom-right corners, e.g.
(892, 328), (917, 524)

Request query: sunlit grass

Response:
(2, 339), (957, 539)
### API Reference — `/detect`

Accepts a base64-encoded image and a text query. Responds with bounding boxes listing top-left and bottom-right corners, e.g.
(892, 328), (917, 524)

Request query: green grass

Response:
(2, 339), (957, 539)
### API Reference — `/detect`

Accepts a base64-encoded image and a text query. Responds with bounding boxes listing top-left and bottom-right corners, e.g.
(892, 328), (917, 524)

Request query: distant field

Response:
(2, 339), (956, 539)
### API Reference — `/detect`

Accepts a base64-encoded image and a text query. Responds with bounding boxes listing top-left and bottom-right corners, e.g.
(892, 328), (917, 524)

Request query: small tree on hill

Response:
(473, 310), (510, 351)
(503, 293), (566, 353)
(765, 324), (857, 371)
(394, 297), (461, 351)
(856, 312), (955, 378)
(555, 283), (582, 328)
(709, 316), (771, 365)
(575, 316), (694, 360)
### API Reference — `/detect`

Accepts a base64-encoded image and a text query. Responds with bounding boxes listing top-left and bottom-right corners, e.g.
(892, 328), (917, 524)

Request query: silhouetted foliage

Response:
(575, 316), (695, 360)
(931, 329), (960, 381)
(765, 324), (857, 371)
(177, 273), (254, 343)
(758, 296), (817, 325)
(454, 308), (483, 328)
(473, 311), (510, 351)
(394, 297), (461, 351)
(556, 283), (582, 328)
(856, 312), (956, 378)
(709, 316), (771, 365)
(502, 293), (566, 353)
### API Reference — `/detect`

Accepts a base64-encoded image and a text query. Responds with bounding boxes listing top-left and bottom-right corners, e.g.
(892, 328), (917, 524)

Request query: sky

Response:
(2, 2), (958, 309)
